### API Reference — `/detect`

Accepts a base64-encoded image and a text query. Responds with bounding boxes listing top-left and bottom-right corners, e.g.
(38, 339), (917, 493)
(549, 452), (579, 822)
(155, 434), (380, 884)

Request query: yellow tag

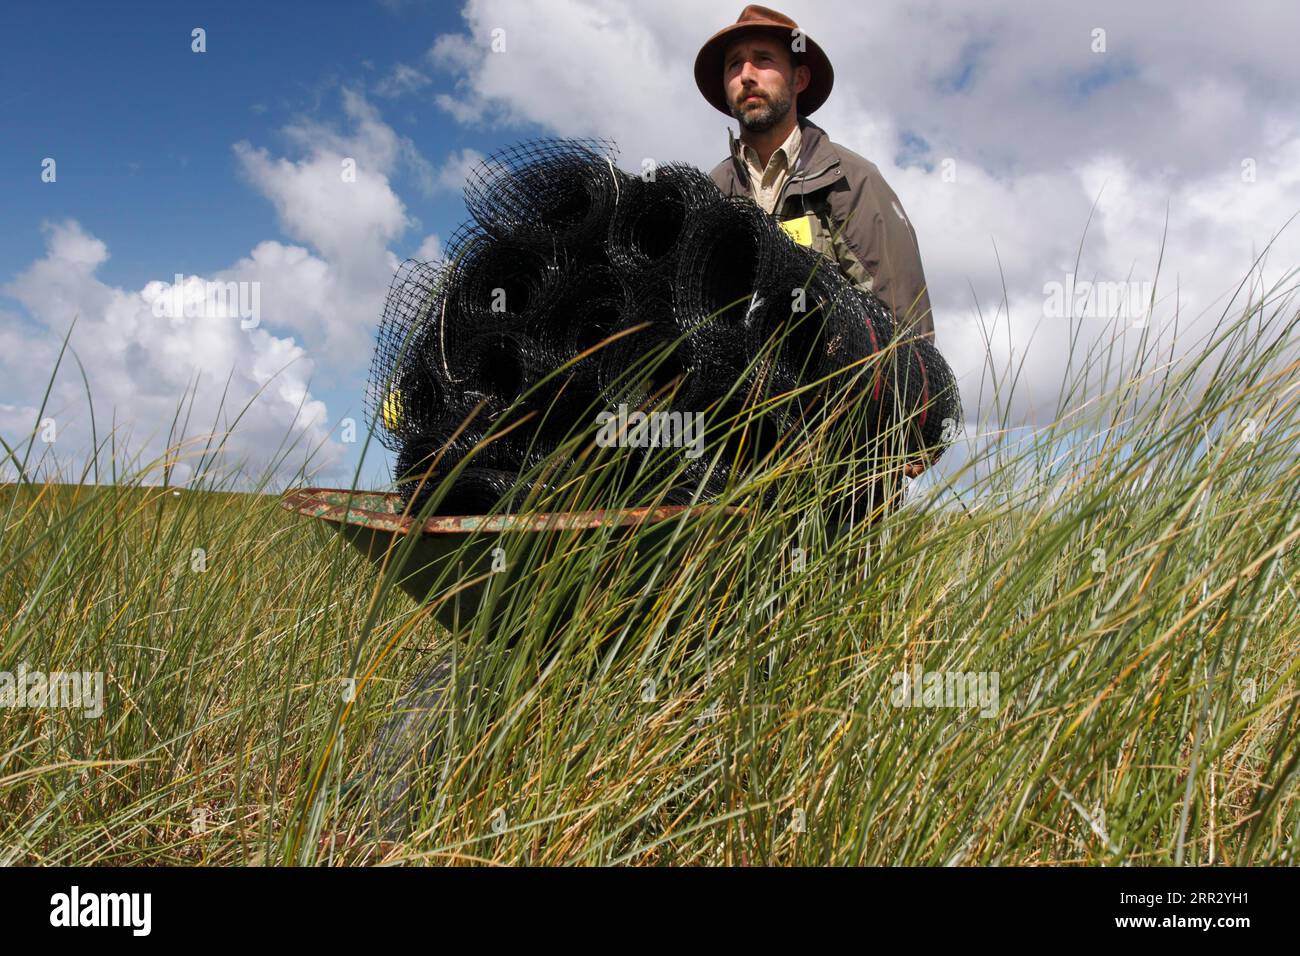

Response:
(381, 388), (403, 430)
(779, 214), (813, 246)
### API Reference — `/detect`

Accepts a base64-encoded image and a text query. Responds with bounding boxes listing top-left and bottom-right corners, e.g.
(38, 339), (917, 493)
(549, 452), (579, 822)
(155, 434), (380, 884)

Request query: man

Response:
(695, 4), (935, 485)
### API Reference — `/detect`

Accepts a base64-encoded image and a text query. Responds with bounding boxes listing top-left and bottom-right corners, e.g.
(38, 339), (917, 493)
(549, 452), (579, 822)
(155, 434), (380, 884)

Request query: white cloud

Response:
(1, 220), (336, 487)
(434, 147), (485, 194)
(228, 88), (436, 362)
(374, 62), (433, 98)
(414, 233), (444, 262)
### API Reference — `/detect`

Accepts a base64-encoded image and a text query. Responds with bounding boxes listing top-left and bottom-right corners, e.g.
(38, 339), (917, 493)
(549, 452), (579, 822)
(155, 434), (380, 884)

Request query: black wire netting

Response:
(675, 196), (784, 338)
(367, 258), (450, 452)
(894, 333), (963, 456)
(443, 226), (567, 339)
(368, 138), (962, 514)
(528, 263), (631, 383)
(464, 138), (628, 251)
(607, 162), (722, 274)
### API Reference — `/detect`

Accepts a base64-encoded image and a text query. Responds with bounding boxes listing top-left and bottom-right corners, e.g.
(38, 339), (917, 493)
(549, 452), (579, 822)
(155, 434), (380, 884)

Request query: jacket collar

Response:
(730, 121), (801, 173)
(728, 115), (840, 195)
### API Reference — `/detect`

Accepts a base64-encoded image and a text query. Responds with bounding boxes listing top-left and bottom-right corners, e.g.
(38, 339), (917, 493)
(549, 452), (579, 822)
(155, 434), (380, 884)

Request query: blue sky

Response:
(1, 1), (535, 487)
(4, 3), (460, 282)
(2, 0), (1298, 491)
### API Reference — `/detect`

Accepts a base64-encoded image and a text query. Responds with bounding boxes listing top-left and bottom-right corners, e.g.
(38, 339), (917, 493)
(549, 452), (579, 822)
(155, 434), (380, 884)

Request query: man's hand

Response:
(902, 459), (928, 479)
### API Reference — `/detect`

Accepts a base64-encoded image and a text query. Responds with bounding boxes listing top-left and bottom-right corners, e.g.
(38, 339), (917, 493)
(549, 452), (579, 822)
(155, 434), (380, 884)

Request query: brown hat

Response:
(694, 5), (834, 117)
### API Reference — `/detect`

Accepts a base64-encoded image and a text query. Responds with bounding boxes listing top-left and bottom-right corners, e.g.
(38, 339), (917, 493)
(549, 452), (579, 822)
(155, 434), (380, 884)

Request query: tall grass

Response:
(2, 264), (1298, 866)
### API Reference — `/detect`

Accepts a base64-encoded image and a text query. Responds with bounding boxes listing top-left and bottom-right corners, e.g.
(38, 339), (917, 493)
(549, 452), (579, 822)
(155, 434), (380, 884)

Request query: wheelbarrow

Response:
(279, 486), (745, 644)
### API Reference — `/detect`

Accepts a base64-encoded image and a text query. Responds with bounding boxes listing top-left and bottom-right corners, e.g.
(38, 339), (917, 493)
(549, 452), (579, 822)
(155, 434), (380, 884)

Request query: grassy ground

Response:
(2, 288), (1298, 866)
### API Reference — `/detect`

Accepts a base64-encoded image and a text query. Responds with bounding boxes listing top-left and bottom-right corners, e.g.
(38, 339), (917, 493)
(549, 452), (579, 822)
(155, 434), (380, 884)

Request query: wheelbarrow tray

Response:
(280, 487), (741, 638)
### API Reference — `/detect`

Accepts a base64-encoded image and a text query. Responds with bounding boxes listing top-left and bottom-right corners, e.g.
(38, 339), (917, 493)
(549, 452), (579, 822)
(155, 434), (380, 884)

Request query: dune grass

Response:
(2, 268), (1299, 866)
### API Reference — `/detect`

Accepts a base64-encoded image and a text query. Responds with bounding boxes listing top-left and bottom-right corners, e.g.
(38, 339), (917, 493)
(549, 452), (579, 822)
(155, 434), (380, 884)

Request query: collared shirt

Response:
(736, 122), (802, 215)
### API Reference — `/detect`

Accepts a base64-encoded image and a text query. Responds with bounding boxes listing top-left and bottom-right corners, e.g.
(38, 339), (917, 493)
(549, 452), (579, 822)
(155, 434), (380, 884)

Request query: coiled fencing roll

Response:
(367, 258), (450, 452)
(464, 138), (628, 251)
(607, 163), (722, 274)
(369, 137), (961, 514)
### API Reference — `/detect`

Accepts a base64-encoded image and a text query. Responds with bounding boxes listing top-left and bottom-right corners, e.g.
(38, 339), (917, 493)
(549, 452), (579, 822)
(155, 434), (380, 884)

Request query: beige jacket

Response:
(709, 116), (935, 341)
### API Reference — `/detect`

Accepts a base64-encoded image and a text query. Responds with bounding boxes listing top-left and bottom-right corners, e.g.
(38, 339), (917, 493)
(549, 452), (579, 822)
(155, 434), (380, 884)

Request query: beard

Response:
(730, 86), (793, 133)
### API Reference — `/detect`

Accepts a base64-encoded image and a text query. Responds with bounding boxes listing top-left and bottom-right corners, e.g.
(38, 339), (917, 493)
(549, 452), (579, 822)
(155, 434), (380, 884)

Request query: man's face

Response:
(723, 35), (810, 133)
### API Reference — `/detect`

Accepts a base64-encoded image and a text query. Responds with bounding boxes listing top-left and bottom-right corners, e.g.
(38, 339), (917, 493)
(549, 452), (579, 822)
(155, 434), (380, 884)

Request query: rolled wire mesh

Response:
(513, 345), (606, 446)
(610, 336), (796, 504)
(368, 258), (450, 451)
(759, 244), (866, 380)
(390, 357), (447, 440)
(586, 286), (718, 504)
(636, 446), (731, 503)
(504, 265), (633, 445)
(889, 335), (962, 463)
(440, 468), (539, 515)
(464, 138), (627, 250)
(697, 388), (795, 479)
(438, 331), (586, 463)
(592, 287), (691, 408)
(606, 163), (722, 274)
(456, 331), (546, 404)
(392, 387), (574, 516)
(674, 196), (782, 351)
(399, 460), (536, 517)
(372, 137), (961, 512)
(527, 264), (631, 380)
(439, 226), (568, 356)
(392, 401), (506, 507)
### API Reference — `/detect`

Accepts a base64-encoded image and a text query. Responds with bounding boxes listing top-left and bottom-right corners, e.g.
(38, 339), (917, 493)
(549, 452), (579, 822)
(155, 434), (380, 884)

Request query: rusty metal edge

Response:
(279, 486), (745, 538)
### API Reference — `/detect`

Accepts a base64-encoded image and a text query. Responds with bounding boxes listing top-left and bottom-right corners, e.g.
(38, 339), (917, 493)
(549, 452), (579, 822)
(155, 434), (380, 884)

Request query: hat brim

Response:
(693, 22), (833, 118)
